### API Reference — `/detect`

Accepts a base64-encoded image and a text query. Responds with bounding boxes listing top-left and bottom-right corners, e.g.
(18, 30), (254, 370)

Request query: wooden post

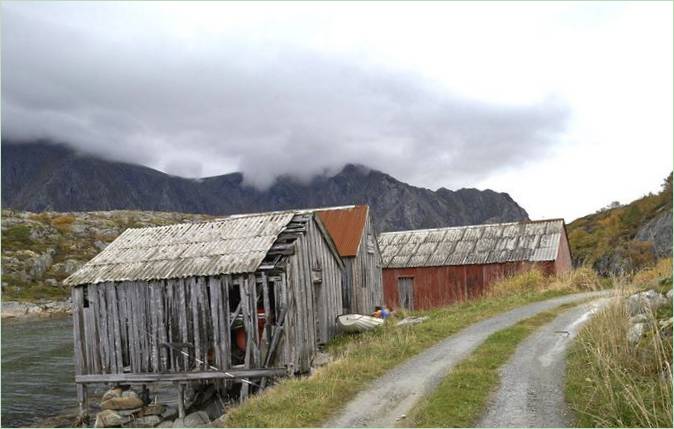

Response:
(77, 384), (88, 425)
(177, 383), (186, 419)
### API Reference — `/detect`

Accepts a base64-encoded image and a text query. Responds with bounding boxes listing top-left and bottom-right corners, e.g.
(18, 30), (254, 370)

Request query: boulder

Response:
(626, 290), (668, 316)
(628, 322), (646, 345)
(157, 421), (174, 428)
(629, 314), (651, 325)
(667, 289), (673, 301)
(101, 391), (145, 410)
(95, 409), (130, 428)
(172, 411), (209, 428)
(30, 252), (53, 279)
(130, 415), (162, 427)
(138, 404), (165, 417)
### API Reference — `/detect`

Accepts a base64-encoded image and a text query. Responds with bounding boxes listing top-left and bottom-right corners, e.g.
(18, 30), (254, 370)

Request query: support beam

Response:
(177, 383), (186, 419)
(75, 368), (287, 384)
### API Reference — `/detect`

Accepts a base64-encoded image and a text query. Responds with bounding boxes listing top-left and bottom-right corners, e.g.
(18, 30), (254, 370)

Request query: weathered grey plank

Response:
(75, 367), (287, 383)
(72, 287), (86, 375)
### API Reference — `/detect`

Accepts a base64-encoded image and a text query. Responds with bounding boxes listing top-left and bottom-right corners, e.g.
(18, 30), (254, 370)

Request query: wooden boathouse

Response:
(315, 205), (383, 315)
(378, 219), (572, 310)
(64, 210), (344, 418)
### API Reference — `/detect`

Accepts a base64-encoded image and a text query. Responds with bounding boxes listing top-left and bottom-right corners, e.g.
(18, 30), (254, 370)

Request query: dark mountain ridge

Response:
(1, 141), (529, 231)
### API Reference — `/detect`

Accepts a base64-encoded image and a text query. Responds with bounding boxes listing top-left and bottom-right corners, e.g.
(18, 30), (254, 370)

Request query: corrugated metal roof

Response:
(316, 205), (368, 257)
(64, 212), (296, 285)
(378, 219), (565, 269)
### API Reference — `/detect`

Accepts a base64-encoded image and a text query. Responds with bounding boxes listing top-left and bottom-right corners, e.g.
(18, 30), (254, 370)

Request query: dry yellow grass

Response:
(488, 266), (602, 298)
(566, 293), (673, 427)
(632, 257), (673, 288)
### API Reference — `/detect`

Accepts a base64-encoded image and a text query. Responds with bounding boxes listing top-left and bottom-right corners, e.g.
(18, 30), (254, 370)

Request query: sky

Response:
(2, 1), (672, 221)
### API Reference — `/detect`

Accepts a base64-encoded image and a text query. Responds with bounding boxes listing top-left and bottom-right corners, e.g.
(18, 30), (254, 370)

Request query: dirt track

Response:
(476, 299), (609, 428)
(324, 291), (608, 428)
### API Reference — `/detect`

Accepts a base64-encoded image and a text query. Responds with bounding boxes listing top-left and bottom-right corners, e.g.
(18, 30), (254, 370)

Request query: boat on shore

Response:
(336, 314), (385, 333)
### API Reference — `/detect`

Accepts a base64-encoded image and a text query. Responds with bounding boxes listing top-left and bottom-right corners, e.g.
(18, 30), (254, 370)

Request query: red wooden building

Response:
(377, 219), (572, 310)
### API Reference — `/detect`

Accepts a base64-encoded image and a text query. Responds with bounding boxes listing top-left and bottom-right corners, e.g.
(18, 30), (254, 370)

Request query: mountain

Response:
(1, 141), (529, 232)
(567, 173), (672, 275)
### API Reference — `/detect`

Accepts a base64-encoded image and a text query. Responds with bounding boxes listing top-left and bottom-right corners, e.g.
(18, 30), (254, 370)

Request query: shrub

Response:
(50, 214), (76, 233)
(2, 225), (33, 247)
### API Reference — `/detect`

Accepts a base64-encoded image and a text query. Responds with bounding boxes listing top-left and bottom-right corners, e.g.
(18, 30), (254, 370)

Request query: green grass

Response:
(406, 302), (580, 427)
(221, 288), (576, 427)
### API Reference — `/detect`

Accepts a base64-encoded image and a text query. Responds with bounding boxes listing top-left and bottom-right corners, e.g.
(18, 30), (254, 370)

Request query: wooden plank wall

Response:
(73, 275), (241, 376)
(345, 213), (384, 315)
(282, 215), (343, 374)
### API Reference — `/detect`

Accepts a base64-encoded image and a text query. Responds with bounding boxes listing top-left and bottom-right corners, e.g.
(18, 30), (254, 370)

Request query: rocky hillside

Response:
(2, 141), (529, 232)
(567, 174), (672, 275)
(1, 210), (213, 302)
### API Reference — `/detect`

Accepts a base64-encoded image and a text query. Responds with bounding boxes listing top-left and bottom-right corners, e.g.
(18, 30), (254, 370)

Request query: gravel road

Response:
(324, 291), (609, 428)
(476, 298), (609, 428)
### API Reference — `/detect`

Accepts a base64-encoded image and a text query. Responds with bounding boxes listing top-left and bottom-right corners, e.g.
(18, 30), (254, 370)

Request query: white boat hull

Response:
(337, 314), (384, 333)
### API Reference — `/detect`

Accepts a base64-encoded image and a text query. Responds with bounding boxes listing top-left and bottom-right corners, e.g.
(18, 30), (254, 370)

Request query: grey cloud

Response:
(2, 2), (569, 189)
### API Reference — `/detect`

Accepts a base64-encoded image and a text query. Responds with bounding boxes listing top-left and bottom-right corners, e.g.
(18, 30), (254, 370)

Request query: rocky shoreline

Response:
(1, 299), (72, 319)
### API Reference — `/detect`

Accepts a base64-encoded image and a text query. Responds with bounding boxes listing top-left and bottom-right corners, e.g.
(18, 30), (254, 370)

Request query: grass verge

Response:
(406, 301), (582, 427)
(565, 294), (673, 427)
(221, 287), (583, 427)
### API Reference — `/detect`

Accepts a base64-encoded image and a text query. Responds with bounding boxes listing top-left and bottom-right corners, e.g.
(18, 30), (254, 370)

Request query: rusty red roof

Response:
(317, 205), (368, 257)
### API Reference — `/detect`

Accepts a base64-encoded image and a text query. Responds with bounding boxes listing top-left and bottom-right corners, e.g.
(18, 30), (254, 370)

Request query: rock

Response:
(157, 420), (174, 428)
(138, 404), (165, 417)
(173, 411), (209, 428)
(626, 290), (668, 316)
(628, 322), (646, 345)
(94, 240), (110, 251)
(629, 314), (651, 325)
(160, 406), (178, 421)
(101, 390), (145, 410)
(45, 278), (58, 287)
(95, 409), (130, 428)
(667, 289), (673, 301)
(636, 211), (673, 258)
(311, 351), (332, 368)
(62, 259), (84, 275)
(102, 387), (124, 401)
(131, 415), (162, 427)
(30, 252), (53, 279)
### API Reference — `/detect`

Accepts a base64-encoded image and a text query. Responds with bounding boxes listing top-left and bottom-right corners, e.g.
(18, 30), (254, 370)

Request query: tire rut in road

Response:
(323, 291), (609, 428)
(476, 298), (609, 428)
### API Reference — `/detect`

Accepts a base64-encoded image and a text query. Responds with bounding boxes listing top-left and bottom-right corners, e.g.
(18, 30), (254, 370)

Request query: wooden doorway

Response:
(397, 277), (414, 310)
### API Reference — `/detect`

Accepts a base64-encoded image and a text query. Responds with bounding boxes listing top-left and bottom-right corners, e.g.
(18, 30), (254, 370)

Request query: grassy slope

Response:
(565, 262), (673, 428)
(221, 284), (596, 427)
(407, 302), (581, 427)
(1, 210), (212, 301)
(567, 173), (672, 272)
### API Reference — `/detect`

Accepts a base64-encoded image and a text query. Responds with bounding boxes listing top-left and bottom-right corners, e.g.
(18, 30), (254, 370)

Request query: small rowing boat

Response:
(336, 314), (385, 333)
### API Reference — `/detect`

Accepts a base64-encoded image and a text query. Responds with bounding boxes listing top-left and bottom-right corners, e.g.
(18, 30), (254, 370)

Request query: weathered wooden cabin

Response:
(314, 205), (383, 315)
(64, 210), (344, 418)
(378, 219), (572, 310)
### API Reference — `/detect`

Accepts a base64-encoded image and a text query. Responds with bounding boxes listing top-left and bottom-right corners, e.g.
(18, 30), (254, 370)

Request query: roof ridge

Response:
(380, 218), (564, 235)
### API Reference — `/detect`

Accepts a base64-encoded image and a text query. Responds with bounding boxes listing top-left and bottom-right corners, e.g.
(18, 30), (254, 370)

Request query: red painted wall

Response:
(382, 255), (575, 311)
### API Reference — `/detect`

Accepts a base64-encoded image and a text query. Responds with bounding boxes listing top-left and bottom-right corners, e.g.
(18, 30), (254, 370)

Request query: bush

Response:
(50, 214), (76, 233)
(2, 225), (33, 248)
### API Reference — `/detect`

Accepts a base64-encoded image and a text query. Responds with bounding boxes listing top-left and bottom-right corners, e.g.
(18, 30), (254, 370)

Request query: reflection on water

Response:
(1, 316), (77, 427)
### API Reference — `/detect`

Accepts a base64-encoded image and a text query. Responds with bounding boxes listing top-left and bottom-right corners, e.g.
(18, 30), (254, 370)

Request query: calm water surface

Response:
(2, 316), (182, 427)
(1, 316), (77, 427)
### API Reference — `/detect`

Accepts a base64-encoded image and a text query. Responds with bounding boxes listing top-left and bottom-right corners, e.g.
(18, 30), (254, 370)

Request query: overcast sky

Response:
(2, 1), (672, 221)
